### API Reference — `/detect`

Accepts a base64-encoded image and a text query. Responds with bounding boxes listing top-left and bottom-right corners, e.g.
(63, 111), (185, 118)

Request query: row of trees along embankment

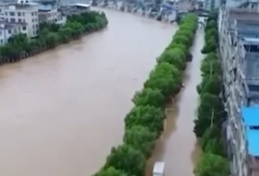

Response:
(0, 11), (108, 64)
(193, 12), (230, 176)
(92, 14), (198, 176)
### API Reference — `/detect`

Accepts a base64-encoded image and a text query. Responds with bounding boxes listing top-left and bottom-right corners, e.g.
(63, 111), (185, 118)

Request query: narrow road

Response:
(147, 28), (205, 176)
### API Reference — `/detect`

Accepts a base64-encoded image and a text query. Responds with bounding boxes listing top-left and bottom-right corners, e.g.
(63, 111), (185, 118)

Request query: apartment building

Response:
(0, 21), (28, 44)
(0, 0), (39, 37)
(219, 7), (259, 176)
(38, 0), (66, 25)
(59, 3), (90, 16)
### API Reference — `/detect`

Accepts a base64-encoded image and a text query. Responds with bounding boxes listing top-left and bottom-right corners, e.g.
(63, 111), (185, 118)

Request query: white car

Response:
(153, 162), (165, 176)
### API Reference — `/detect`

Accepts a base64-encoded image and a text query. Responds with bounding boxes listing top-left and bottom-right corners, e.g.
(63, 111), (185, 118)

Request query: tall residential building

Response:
(0, 0), (39, 37)
(37, 0), (66, 25)
(0, 20), (28, 44)
(219, 7), (259, 176)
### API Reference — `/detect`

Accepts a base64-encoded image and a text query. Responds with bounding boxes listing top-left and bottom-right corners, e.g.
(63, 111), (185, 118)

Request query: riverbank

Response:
(0, 11), (108, 65)
(194, 12), (230, 176)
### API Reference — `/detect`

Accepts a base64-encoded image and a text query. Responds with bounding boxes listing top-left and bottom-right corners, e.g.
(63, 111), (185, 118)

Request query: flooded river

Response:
(0, 9), (204, 176)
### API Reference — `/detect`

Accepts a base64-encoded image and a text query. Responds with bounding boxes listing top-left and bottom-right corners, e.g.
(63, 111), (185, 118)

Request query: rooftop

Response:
(70, 3), (90, 8)
(153, 162), (165, 174)
(241, 106), (259, 157)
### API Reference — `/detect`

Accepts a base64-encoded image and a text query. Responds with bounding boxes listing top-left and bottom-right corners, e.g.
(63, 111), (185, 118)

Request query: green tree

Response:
(145, 62), (181, 98)
(201, 126), (225, 156)
(95, 167), (127, 176)
(197, 75), (221, 95)
(158, 48), (185, 69)
(173, 34), (191, 47)
(202, 36), (217, 54)
(123, 125), (156, 158)
(132, 88), (165, 107)
(125, 106), (165, 136)
(194, 93), (225, 137)
(104, 144), (146, 176)
(194, 153), (229, 176)
(200, 53), (220, 76)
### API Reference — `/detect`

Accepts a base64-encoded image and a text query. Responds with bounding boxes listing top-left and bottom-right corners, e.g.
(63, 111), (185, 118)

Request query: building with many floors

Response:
(0, 20), (28, 44)
(0, 0), (39, 37)
(0, 0), (71, 45)
(37, 0), (66, 25)
(218, 6), (259, 176)
(59, 3), (90, 16)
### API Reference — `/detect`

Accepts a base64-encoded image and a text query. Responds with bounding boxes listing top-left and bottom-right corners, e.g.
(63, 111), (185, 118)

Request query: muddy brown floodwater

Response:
(146, 28), (205, 176)
(0, 9), (176, 176)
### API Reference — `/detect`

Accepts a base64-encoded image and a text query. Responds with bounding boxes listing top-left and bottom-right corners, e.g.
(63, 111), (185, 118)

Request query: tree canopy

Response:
(194, 12), (229, 176)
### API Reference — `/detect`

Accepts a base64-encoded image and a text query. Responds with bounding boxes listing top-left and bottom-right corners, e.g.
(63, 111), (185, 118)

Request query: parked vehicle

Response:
(153, 162), (165, 176)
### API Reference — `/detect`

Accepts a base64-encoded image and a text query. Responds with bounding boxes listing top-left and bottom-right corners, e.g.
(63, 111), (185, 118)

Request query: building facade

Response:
(219, 7), (259, 176)
(204, 0), (223, 11)
(0, 21), (28, 44)
(37, 0), (66, 25)
(0, 0), (39, 37)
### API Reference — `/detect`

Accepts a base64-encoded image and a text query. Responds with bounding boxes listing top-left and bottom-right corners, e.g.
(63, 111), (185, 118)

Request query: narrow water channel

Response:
(147, 28), (205, 176)
(0, 9), (175, 176)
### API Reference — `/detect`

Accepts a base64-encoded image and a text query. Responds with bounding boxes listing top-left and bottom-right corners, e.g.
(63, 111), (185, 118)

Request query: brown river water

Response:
(0, 8), (204, 176)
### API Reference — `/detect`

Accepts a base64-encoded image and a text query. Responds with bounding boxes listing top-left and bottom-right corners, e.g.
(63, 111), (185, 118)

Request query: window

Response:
(22, 26), (26, 30)
(31, 12), (34, 16)
(10, 18), (15, 22)
(9, 12), (15, 16)
(233, 68), (237, 81)
(0, 39), (3, 43)
(8, 29), (11, 34)
(5, 12), (7, 16)
(18, 19), (22, 23)
(17, 12), (21, 16)
(23, 19), (25, 22)
(32, 18), (34, 22)
(22, 12), (25, 16)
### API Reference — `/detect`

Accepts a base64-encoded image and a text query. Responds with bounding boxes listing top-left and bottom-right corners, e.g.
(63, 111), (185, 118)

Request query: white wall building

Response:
(37, 1), (66, 25)
(219, 7), (259, 176)
(0, 0), (39, 38)
(0, 21), (28, 45)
